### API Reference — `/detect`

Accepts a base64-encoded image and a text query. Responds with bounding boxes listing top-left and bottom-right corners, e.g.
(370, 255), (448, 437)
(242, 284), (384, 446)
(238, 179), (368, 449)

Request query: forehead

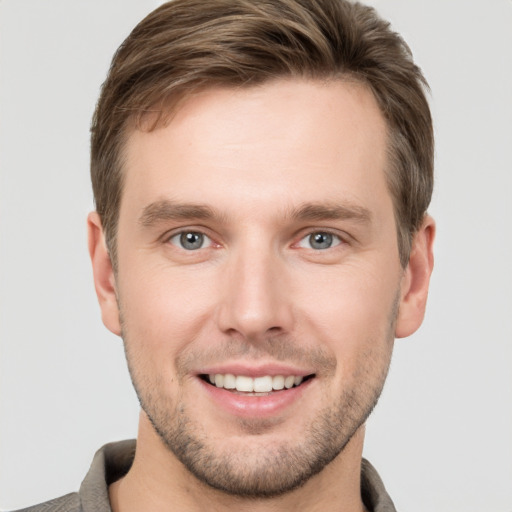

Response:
(120, 78), (390, 220)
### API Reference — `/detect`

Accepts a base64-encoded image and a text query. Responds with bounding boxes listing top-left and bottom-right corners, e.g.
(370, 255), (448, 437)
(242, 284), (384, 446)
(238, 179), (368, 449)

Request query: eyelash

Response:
(167, 230), (216, 251)
(296, 231), (343, 250)
(164, 228), (346, 252)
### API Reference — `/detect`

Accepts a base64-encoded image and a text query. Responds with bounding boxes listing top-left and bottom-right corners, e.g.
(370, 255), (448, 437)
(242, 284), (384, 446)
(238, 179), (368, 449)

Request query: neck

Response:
(109, 412), (367, 512)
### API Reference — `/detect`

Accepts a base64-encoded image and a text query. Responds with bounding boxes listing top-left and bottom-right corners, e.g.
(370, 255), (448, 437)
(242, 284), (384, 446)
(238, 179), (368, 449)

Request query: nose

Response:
(216, 242), (294, 341)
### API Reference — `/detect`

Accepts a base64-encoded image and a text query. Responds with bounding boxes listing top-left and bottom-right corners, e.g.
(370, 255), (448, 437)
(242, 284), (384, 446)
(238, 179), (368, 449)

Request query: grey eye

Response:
(298, 232), (341, 250)
(169, 231), (210, 250)
(309, 232), (333, 249)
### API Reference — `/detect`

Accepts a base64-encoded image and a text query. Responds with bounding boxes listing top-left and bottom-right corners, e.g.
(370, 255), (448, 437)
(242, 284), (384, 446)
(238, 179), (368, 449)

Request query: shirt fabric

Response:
(14, 440), (396, 512)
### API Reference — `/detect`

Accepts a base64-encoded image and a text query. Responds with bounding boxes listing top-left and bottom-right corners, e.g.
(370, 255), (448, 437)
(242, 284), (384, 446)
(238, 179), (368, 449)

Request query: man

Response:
(19, 0), (434, 511)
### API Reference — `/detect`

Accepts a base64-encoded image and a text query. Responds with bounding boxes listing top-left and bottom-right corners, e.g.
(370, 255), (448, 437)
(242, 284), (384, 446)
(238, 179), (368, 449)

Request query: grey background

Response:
(1, 1), (511, 510)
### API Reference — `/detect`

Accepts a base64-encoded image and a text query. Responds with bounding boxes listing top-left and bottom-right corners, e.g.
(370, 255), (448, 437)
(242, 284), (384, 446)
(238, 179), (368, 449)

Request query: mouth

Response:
(200, 373), (315, 395)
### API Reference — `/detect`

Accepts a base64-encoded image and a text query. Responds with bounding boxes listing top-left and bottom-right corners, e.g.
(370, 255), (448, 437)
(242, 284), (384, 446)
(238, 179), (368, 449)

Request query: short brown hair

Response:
(91, 0), (433, 268)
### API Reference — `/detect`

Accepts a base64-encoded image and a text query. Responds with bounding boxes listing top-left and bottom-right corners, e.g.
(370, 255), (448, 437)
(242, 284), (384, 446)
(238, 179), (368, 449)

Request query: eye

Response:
(298, 232), (342, 250)
(169, 231), (212, 250)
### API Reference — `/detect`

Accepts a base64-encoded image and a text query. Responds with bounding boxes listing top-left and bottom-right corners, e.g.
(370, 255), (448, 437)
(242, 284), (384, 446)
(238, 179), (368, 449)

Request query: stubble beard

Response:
(120, 299), (397, 498)
(151, 381), (386, 498)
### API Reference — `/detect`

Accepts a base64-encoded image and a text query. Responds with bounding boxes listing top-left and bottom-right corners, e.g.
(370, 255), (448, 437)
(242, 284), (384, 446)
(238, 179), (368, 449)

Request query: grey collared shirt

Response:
(14, 440), (396, 512)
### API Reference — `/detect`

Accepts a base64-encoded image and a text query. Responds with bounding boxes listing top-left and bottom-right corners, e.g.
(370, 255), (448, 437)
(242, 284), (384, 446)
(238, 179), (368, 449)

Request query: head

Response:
(88, 0), (435, 500)
(91, 0), (433, 271)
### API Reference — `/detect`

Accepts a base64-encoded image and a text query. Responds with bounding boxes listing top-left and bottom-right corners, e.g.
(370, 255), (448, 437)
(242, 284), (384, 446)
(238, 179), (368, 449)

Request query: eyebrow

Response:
(138, 199), (372, 227)
(289, 202), (372, 224)
(138, 200), (218, 227)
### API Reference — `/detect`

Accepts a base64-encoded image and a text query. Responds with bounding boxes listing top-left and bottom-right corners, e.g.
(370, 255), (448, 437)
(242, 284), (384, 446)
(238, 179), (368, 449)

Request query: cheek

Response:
(117, 263), (219, 362)
(297, 263), (398, 366)
(301, 261), (398, 324)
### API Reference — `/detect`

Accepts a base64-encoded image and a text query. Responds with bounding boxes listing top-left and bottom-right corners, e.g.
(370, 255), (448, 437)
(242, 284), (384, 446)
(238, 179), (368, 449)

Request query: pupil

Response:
(311, 232), (332, 249)
(180, 232), (203, 250)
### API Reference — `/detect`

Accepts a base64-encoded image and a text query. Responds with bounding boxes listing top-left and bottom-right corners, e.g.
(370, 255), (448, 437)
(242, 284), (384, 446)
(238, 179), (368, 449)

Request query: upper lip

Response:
(196, 362), (315, 378)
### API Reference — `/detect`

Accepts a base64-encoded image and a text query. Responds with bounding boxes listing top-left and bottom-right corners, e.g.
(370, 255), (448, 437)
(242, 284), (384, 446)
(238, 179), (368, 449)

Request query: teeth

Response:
(207, 373), (306, 392)
(236, 375), (254, 392)
(223, 373), (236, 389)
(284, 375), (295, 389)
(273, 375), (285, 390)
(254, 376), (273, 392)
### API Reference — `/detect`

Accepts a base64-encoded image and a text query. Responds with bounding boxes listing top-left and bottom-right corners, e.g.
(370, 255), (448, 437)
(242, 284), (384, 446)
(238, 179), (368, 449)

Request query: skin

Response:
(89, 79), (435, 512)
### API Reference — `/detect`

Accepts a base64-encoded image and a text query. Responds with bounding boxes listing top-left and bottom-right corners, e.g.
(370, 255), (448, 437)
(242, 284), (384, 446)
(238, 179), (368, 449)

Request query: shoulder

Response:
(10, 493), (81, 512)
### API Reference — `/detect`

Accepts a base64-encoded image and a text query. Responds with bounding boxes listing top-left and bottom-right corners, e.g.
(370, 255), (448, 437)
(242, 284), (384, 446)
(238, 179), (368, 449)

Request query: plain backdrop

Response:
(1, 1), (511, 510)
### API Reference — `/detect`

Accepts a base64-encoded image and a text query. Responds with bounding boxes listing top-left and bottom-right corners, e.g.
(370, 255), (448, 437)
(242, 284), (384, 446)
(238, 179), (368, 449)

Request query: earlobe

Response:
(395, 215), (435, 338)
(87, 212), (122, 336)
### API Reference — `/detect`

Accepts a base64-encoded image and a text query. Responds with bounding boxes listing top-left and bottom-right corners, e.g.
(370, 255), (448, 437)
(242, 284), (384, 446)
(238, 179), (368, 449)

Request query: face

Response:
(97, 79), (411, 496)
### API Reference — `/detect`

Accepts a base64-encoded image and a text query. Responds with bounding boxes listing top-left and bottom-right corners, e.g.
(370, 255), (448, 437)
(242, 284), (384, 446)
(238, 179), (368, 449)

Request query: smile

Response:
(204, 374), (312, 393)
(198, 371), (316, 417)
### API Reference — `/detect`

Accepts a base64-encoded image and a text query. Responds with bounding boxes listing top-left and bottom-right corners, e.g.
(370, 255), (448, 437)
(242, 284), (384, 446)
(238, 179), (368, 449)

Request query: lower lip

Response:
(198, 378), (313, 418)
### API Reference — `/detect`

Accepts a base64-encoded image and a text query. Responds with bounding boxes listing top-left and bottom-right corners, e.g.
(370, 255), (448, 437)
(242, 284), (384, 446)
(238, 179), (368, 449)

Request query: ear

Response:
(395, 215), (435, 338)
(87, 212), (122, 336)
